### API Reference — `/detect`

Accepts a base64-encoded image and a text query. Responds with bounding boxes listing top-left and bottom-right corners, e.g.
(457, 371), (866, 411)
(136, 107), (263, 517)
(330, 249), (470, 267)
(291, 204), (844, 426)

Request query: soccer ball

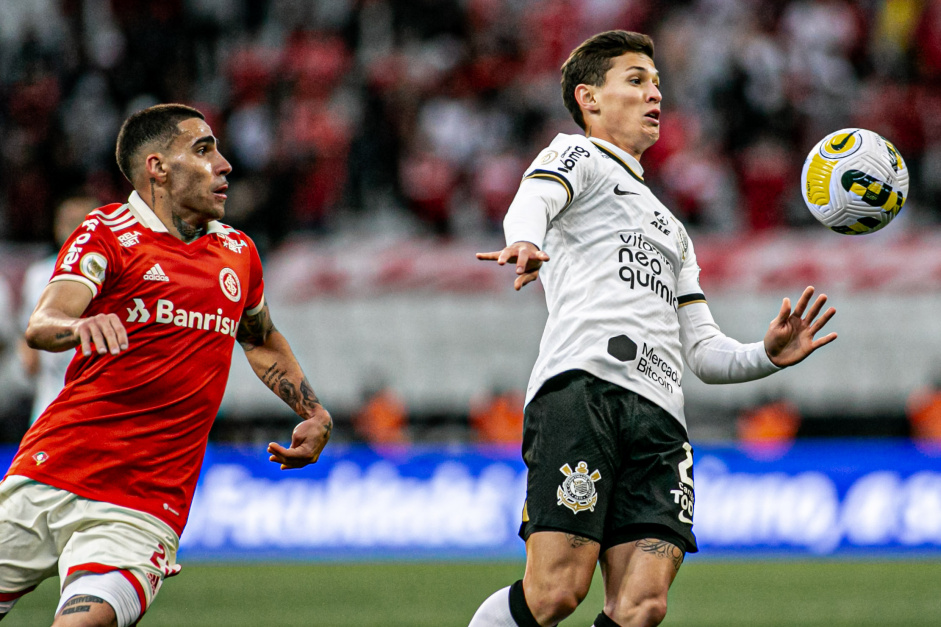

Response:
(800, 128), (908, 235)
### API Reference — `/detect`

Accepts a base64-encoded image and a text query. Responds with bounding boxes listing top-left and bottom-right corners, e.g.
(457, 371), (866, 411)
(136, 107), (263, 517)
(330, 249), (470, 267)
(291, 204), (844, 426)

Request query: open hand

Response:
(476, 241), (549, 290)
(764, 286), (837, 368)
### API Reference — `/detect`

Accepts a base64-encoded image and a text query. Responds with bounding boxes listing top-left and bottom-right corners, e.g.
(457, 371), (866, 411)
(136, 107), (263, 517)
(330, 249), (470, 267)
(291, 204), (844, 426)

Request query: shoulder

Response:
(209, 222), (259, 256)
(525, 133), (603, 195)
(82, 203), (139, 245)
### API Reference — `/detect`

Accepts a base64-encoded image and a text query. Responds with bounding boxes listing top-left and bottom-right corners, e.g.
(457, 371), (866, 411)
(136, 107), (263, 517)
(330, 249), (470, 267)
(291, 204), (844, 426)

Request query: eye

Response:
(629, 77), (641, 85)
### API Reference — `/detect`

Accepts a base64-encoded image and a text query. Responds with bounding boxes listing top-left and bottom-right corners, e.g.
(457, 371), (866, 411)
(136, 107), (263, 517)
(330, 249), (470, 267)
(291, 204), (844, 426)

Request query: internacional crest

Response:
(557, 461), (602, 513)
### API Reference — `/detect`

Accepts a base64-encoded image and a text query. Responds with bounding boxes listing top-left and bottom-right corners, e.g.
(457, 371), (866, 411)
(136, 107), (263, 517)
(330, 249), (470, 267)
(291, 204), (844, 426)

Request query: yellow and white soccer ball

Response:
(801, 128), (908, 235)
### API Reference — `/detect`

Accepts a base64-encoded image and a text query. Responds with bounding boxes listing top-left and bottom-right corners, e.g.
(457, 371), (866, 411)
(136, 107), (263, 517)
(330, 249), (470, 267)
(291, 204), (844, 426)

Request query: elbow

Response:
(24, 324), (41, 350)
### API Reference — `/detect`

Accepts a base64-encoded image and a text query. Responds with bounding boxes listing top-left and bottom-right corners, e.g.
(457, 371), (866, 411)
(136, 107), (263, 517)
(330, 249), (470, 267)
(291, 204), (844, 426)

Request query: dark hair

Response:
(115, 103), (205, 182)
(561, 31), (655, 130)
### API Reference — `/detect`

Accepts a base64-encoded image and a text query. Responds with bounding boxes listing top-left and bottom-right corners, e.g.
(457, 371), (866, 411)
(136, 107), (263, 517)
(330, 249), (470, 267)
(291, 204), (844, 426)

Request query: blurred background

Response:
(3, 0), (941, 625)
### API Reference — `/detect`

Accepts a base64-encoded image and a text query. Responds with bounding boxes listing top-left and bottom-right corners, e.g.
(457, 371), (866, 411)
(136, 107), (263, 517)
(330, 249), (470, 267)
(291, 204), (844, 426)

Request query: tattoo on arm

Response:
(636, 538), (685, 572)
(564, 533), (597, 549)
(237, 304), (274, 350)
(55, 331), (73, 340)
(262, 363), (323, 417)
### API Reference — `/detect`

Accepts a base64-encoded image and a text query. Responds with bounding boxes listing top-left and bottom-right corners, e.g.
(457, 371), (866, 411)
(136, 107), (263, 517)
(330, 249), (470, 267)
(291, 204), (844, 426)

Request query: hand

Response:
(476, 241), (550, 290)
(267, 407), (333, 470)
(76, 313), (129, 356)
(764, 286), (837, 368)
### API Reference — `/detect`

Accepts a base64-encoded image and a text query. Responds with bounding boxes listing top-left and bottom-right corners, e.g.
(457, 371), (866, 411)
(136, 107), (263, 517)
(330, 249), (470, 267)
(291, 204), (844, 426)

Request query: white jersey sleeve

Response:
(679, 302), (781, 383)
(675, 225), (780, 383)
(503, 178), (568, 250)
(503, 134), (601, 249)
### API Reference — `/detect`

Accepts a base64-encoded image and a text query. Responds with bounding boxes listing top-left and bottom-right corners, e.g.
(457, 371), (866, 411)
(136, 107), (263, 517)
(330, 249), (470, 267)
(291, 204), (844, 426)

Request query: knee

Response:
(637, 597), (668, 626)
(607, 595), (668, 627)
(527, 578), (591, 623)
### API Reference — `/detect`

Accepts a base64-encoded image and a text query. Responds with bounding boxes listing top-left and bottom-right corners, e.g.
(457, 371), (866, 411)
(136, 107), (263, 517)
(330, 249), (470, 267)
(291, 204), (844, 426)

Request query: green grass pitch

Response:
(7, 560), (941, 626)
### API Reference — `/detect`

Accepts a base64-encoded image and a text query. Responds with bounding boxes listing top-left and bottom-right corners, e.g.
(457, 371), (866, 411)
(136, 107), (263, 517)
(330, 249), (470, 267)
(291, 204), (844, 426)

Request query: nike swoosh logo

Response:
(614, 185), (638, 196)
(831, 133), (853, 151)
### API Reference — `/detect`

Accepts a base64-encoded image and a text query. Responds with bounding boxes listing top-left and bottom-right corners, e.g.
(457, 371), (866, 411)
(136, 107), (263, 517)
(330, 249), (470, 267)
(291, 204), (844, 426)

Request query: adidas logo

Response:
(143, 263), (170, 282)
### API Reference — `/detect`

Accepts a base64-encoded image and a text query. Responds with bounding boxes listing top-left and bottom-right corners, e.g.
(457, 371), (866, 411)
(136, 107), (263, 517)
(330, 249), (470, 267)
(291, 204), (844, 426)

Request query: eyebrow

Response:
(626, 66), (660, 79)
(192, 135), (217, 148)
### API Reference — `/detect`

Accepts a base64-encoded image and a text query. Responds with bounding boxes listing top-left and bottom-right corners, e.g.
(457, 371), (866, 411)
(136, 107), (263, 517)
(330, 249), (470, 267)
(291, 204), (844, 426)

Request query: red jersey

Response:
(7, 192), (265, 536)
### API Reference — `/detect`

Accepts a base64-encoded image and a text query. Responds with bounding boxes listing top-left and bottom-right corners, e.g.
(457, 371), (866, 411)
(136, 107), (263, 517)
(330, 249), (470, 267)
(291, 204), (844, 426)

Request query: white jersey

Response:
(505, 133), (777, 430)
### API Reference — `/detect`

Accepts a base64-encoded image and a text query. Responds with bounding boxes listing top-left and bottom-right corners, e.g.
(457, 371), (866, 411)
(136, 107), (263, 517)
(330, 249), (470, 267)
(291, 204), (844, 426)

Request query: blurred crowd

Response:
(2, 0), (940, 252)
(2, 0), (941, 443)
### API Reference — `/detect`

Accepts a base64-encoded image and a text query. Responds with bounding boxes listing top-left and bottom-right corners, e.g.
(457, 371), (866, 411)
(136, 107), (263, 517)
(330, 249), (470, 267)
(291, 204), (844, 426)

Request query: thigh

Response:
(604, 393), (698, 554)
(0, 477), (67, 598)
(599, 538), (683, 619)
(519, 371), (620, 544)
(58, 503), (180, 615)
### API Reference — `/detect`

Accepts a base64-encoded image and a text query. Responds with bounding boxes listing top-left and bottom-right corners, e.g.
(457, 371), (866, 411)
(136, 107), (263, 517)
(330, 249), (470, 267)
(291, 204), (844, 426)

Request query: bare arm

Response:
(237, 301), (332, 469)
(25, 281), (128, 356)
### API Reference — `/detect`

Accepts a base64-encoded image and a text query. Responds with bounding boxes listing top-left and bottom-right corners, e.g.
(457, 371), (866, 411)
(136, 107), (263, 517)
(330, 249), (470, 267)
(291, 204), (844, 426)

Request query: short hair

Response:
(561, 31), (655, 131)
(115, 103), (205, 183)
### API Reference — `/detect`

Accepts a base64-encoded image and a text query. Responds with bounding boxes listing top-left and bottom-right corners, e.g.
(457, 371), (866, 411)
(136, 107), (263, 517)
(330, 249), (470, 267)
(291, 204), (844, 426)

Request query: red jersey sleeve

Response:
(243, 235), (265, 314)
(48, 205), (123, 299)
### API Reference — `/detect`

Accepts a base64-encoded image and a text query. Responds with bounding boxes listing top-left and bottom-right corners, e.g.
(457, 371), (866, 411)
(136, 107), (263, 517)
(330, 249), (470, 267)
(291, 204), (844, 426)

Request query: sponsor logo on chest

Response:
(125, 298), (239, 337)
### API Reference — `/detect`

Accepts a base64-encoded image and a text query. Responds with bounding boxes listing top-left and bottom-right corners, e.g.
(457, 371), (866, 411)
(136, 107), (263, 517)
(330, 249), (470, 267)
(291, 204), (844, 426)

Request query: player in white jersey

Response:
(469, 31), (836, 627)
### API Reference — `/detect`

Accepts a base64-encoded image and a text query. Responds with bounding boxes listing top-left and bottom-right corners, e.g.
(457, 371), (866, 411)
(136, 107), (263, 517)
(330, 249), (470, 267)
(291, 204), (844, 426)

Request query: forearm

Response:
(243, 331), (323, 420)
(25, 308), (84, 352)
(680, 303), (780, 384)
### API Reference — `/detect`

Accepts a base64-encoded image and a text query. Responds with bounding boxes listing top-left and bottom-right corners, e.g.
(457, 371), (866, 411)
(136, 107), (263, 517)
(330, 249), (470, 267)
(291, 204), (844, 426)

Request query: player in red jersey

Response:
(0, 104), (333, 627)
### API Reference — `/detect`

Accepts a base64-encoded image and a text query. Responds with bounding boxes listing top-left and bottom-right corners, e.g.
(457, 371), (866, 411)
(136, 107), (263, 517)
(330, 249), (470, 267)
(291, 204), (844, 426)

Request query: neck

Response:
(172, 214), (206, 242)
(142, 180), (208, 242)
(585, 127), (644, 161)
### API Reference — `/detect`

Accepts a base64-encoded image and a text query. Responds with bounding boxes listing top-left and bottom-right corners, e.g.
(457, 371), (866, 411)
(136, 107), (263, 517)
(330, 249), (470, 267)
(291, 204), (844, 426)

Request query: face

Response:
(162, 117), (232, 222)
(580, 52), (662, 160)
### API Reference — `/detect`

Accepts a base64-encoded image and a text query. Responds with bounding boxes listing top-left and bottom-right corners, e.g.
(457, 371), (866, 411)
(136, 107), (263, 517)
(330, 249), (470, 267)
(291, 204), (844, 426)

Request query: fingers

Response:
(514, 270), (539, 291)
(812, 331), (838, 350)
(77, 314), (129, 357)
(792, 286), (815, 318)
(808, 307), (837, 340)
(773, 297), (791, 326)
(804, 293), (829, 324)
(475, 250), (503, 262)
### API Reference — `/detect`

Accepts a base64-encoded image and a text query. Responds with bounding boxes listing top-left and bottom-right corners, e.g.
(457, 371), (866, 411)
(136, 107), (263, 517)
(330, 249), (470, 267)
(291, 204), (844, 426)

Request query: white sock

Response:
(469, 585), (517, 626)
(57, 572), (141, 627)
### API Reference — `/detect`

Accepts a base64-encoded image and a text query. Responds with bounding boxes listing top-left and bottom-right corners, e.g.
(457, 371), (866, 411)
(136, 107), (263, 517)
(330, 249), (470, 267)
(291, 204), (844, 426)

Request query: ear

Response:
(144, 153), (168, 184)
(574, 84), (599, 117)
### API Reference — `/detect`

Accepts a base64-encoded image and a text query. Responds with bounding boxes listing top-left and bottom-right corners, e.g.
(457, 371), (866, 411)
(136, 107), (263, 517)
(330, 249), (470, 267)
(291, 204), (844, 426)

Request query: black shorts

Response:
(519, 370), (698, 554)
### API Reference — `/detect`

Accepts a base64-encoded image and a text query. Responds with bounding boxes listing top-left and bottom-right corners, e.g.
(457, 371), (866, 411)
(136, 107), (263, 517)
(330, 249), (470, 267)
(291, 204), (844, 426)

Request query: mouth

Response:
(645, 109), (661, 125)
(212, 183), (228, 200)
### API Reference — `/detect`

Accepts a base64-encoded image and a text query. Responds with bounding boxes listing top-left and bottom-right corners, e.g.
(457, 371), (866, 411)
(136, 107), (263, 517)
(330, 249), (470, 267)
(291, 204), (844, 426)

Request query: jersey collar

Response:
(127, 191), (226, 235)
(588, 138), (645, 182)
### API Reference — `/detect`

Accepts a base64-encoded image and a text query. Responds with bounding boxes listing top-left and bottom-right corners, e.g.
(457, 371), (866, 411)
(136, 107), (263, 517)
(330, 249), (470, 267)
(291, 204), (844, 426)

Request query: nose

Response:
(216, 152), (232, 176)
(648, 83), (662, 103)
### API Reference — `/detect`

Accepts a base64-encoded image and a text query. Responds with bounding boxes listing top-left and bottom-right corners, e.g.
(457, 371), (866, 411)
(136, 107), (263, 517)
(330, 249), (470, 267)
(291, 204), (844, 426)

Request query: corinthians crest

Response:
(557, 461), (602, 513)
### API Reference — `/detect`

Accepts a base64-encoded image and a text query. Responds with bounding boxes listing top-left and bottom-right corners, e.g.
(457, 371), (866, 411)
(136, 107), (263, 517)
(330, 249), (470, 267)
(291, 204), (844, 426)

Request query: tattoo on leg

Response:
(636, 539), (685, 572)
(565, 533), (597, 549)
(60, 595), (105, 616)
